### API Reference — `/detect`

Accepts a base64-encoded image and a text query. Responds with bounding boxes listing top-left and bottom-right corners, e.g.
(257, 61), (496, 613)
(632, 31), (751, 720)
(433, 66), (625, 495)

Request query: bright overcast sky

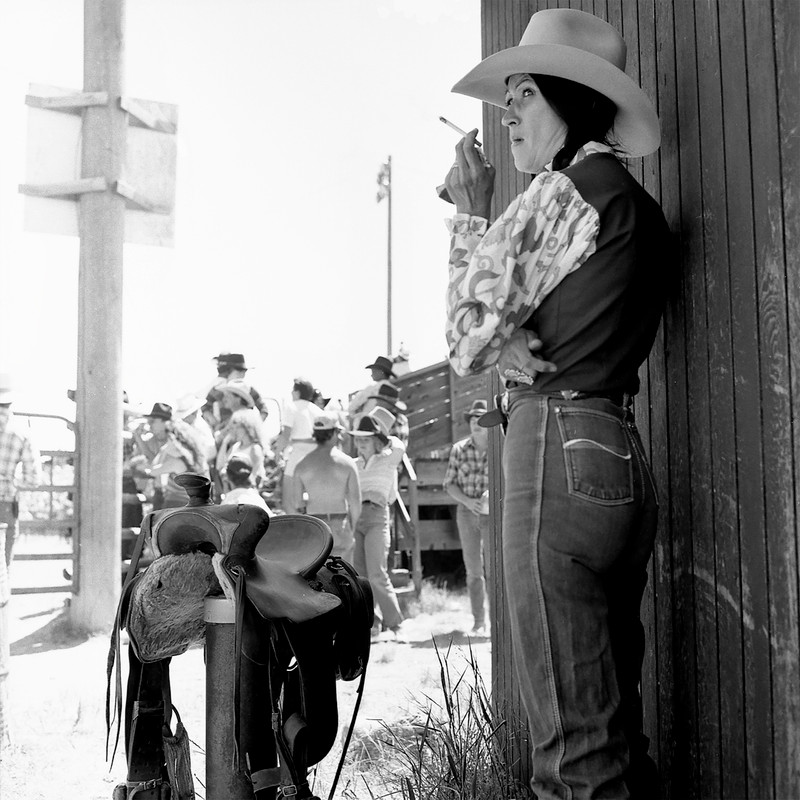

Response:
(0, 0), (480, 427)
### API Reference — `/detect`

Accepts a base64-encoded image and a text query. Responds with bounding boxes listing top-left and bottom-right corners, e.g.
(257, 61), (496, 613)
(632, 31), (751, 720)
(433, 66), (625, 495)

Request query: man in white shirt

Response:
(221, 456), (271, 514)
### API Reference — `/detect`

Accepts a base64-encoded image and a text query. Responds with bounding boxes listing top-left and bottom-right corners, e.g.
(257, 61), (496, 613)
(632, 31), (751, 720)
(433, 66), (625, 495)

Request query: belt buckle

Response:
(559, 390), (583, 400)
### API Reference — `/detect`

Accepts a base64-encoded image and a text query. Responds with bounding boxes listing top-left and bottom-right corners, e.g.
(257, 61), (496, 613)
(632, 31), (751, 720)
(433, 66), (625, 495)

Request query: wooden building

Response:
(480, 2), (799, 798)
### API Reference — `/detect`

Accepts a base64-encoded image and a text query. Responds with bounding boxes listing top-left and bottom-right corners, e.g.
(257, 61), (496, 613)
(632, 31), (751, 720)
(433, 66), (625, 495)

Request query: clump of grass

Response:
(344, 640), (531, 800)
(405, 579), (467, 617)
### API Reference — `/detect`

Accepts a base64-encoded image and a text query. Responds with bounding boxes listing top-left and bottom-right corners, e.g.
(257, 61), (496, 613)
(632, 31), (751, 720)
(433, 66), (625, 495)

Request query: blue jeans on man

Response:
(455, 504), (490, 630)
(502, 391), (659, 800)
(0, 499), (19, 568)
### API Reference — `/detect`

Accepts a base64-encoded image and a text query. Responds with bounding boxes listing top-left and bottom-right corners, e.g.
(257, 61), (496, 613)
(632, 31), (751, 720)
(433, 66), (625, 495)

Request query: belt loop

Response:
(622, 393), (633, 422)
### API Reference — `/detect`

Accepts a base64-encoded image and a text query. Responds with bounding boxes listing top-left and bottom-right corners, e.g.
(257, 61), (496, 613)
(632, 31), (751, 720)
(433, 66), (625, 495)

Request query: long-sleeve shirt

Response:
(444, 436), (489, 500)
(347, 379), (394, 425)
(355, 435), (406, 506)
(445, 142), (610, 376)
(0, 415), (43, 501)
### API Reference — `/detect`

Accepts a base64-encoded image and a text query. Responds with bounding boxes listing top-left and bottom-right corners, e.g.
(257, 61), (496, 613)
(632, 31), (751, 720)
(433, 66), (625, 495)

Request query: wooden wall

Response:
(481, 1), (799, 797)
(395, 360), (486, 459)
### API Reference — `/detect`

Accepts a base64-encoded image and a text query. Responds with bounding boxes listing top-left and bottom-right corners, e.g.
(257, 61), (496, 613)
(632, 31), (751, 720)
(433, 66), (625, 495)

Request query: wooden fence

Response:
(481, 1), (799, 797)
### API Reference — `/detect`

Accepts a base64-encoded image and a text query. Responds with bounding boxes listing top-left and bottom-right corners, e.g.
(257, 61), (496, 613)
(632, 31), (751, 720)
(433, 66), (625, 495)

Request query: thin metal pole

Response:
(70, 0), (125, 631)
(387, 155), (392, 356)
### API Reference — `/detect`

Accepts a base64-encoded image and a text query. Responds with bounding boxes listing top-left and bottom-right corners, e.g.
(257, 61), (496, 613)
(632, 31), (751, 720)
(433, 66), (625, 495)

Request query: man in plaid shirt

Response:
(0, 376), (42, 568)
(444, 399), (490, 636)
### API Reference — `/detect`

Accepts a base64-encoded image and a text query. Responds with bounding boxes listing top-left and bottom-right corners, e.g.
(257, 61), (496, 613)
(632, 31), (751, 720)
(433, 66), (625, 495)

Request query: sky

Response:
(0, 0), (481, 434)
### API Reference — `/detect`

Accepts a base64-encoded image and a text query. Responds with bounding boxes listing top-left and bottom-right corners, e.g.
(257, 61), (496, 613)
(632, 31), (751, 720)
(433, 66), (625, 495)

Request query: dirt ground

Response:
(0, 587), (491, 800)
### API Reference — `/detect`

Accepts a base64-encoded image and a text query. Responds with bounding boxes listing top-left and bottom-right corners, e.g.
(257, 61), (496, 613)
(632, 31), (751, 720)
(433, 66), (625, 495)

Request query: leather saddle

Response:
(107, 473), (371, 800)
(151, 473), (341, 624)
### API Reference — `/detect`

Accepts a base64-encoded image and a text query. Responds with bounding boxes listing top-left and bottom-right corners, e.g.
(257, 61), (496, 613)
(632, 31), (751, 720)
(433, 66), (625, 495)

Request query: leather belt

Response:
(361, 499), (385, 508)
(505, 386), (627, 405)
(312, 512), (347, 521)
(480, 389), (631, 429)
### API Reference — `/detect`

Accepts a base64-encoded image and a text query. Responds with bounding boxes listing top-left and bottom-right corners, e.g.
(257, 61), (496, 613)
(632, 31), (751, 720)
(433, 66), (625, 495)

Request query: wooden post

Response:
(0, 525), (8, 778)
(386, 154), (393, 356)
(205, 597), (253, 798)
(69, 0), (126, 630)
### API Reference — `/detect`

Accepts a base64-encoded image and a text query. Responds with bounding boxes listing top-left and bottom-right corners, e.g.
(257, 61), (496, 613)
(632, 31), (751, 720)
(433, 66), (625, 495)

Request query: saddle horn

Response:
(173, 472), (213, 506)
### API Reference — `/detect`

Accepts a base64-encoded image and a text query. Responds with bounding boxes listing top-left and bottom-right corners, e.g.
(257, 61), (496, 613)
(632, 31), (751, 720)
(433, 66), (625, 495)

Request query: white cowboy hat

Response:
(349, 407), (395, 440)
(451, 8), (660, 157)
(173, 393), (205, 419)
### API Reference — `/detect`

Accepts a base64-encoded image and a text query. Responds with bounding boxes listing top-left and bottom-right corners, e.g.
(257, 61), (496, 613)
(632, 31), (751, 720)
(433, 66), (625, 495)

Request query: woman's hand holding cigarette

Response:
(444, 128), (496, 219)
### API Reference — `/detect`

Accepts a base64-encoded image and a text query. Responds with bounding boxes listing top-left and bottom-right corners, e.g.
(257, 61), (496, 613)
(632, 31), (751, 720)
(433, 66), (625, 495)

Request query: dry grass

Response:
(335, 641), (531, 800)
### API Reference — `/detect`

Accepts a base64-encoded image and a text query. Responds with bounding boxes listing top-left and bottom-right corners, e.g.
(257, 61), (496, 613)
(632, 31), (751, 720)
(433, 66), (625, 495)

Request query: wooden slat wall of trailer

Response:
(480, 1), (799, 797)
(395, 361), (486, 459)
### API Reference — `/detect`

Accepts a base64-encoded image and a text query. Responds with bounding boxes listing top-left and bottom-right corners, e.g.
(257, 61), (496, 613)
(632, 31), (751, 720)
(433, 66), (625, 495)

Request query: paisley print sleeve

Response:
(445, 171), (600, 376)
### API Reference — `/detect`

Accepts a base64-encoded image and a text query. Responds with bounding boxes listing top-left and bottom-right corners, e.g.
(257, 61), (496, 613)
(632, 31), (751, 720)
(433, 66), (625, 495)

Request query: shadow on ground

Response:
(11, 608), (90, 655)
(407, 629), (490, 649)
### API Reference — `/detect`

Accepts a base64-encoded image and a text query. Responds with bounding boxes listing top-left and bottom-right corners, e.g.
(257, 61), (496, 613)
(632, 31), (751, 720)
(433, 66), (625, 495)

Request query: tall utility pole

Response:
(377, 156), (392, 355)
(70, 0), (126, 630)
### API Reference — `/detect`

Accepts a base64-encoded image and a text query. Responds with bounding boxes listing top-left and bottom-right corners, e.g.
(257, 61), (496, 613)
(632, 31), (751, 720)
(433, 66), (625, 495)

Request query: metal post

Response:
(205, 597), (252, 799)
(70, 0), (126, 630)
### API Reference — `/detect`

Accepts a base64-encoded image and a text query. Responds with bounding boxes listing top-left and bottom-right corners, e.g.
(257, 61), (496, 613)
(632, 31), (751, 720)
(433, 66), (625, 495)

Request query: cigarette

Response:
(439, 116), (482, 148)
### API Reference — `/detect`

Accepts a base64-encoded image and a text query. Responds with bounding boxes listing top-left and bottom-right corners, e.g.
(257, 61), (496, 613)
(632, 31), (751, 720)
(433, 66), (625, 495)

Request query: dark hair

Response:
(293, 378), (315, 402)
(226, 457), (253, 486)
(312, 428), (336, 445)
(529, 74), (618, 170)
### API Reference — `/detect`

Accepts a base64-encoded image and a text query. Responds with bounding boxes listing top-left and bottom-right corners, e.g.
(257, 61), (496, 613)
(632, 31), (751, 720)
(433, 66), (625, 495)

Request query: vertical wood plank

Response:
(773, 3), (800, 793)
(652, 1), (699, 796)
(631, 0), (667, 784)
(745, 1), (798, 797)
(717, 1), (773, 796)
(693, 1), (747, 795)
(673, 1), (724, 796)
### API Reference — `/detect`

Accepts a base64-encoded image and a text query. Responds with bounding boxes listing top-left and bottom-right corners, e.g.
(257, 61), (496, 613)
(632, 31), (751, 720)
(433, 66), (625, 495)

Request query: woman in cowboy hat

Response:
(443, 9), (671, 799)
(349, 407), (406, 641)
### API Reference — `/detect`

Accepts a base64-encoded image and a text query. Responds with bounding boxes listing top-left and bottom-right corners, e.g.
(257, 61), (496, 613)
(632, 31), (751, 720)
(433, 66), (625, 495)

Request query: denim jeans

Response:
(312, 513), (355, 565)
(456, 505), (490, 629)
(502, 390), (659, 800)
(0, 499), (19, 569)
(353, 502), (404, 630)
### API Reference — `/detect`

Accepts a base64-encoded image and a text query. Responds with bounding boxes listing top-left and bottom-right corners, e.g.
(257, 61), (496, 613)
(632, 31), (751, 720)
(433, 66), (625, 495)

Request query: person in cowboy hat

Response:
(0, 373), (42, 569)
(290, 413), (360, 563)
(202, 352), (268, 432)
(443, 399), (491, 637)
(348, 407), (406, 641)
(132, 402), (208, 509)
(442, 8), (670, 797)
(173, 393), (216, 463)
(346, 355), (397, 428)
(367, 383), (409, 446)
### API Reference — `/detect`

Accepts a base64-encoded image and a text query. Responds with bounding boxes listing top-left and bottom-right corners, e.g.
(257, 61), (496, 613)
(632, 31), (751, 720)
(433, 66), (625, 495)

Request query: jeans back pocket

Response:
(555, 405), (634, 506)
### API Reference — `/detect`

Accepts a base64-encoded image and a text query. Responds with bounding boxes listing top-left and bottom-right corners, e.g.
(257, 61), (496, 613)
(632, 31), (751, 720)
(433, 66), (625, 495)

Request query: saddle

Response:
(107, 473), (373, 800)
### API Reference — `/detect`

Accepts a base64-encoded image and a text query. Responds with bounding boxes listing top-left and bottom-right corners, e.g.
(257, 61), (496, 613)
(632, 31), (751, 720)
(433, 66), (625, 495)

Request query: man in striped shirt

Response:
(350, 407), (406, 640)
(0, 376), (42, 568)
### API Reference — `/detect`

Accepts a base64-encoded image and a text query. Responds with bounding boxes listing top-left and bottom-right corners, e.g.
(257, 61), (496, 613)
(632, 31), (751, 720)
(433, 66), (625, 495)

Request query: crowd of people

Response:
(121, 350), (443, 642)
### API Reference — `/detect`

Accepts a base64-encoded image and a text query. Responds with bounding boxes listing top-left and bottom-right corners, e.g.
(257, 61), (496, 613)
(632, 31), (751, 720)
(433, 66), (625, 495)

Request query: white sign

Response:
(20, 84), (178, 247)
